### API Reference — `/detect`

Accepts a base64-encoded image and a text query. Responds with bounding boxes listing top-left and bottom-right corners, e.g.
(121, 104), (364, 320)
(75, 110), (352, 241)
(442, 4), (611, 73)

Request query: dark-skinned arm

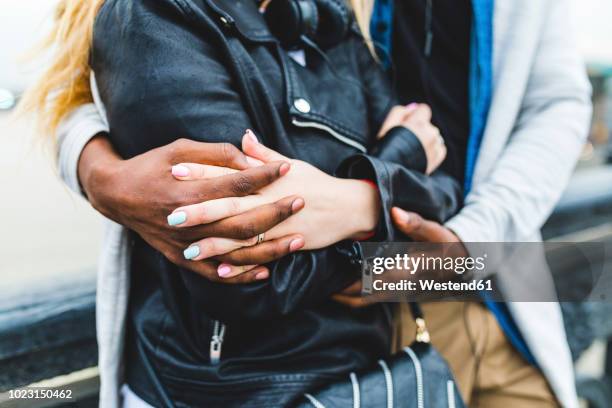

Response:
(76, 134), (302, 283)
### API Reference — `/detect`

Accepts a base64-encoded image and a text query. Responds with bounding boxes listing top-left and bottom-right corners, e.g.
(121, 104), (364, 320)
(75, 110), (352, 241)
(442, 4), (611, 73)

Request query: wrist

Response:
(337, 178), (380, 240)
(78, 135), (122, 215)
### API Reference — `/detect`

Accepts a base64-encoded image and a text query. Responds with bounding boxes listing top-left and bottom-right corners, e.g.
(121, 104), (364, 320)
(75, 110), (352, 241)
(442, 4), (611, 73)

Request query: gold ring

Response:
(256, 232), (265, 245)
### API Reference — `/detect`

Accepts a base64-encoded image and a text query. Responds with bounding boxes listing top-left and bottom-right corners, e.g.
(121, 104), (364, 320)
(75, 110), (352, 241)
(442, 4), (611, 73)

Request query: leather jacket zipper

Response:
(209, 321), (226, 365)
(403, 347), (424, 408)
(291, 118), (367, 153)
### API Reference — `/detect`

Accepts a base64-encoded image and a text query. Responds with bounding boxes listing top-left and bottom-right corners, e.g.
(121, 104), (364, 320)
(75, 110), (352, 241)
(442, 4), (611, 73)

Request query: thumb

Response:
(391, 207), (454, 242)
(391, 207), (425, 235)
(242, 129), (288, 163)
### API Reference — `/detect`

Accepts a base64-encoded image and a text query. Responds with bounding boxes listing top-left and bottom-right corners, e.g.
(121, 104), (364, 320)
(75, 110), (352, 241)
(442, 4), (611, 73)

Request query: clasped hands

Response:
(166, 129), (381, 279)
(79, 103), (460, 303)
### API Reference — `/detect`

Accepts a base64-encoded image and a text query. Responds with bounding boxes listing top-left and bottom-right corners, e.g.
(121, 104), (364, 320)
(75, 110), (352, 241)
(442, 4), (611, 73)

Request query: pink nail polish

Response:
(172, 165), (190, 177)
(406, 103), (418, 110)
(289, 238), (305, 252)
(218, 264), (232, 277)
(245, 129), (258, 144)
(255, 270), (269, 280)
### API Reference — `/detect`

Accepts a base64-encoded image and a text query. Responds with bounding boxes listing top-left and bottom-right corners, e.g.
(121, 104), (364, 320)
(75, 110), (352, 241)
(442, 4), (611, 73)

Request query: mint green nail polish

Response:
(167, 211), (187, 226)
(183, 245), (200, 260)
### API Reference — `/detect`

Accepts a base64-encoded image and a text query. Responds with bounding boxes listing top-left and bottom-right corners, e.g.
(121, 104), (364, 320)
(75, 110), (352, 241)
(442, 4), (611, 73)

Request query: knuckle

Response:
(168, 229), (185, 242)
(237, 222), (257, 239)
(230, 174), (254, 196)
(168, 190), (189, 207)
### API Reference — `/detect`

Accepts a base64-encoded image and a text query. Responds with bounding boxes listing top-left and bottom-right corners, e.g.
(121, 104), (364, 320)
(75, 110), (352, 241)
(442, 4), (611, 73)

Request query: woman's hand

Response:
(377, 103), (447, 174)
(78, 136), (305, 283)
(169, 131), (381, 276)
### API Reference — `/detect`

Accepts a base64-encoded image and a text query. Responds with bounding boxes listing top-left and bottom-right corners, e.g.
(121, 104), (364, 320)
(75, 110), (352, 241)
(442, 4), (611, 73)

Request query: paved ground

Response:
(0, 112), (101, 296)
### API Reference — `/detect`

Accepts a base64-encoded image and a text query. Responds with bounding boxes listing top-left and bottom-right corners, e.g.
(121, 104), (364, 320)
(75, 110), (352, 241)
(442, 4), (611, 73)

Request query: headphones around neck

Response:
(262, 0), (351, 50)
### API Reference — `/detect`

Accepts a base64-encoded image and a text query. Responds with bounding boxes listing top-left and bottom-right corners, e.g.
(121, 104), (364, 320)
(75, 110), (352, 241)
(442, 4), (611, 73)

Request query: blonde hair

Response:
(21, 0), (374, 138)
(348, 0), (375, 51)
(18, 0), (104, 138)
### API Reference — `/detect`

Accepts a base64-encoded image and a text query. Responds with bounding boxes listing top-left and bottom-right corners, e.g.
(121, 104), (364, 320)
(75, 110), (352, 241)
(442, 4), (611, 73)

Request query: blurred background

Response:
(0, 0), (611, 407)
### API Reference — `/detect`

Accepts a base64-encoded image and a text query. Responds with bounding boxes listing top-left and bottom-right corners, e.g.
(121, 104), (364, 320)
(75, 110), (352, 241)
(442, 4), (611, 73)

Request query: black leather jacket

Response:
(92, 0), (462, 406)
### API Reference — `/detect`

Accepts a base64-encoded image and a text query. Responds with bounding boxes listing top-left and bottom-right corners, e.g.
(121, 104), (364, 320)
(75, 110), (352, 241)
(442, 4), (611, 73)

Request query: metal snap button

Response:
(293, 98), (311, 113)
(220, 16), (230, 27)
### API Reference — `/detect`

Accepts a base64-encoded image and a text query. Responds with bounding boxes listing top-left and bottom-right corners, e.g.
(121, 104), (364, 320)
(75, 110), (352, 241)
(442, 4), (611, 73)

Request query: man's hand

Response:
(78, 136), (304, 283)
(389, 207), (461, 243)
(167, 131), (380, 280)
(333, 207), (465, 307)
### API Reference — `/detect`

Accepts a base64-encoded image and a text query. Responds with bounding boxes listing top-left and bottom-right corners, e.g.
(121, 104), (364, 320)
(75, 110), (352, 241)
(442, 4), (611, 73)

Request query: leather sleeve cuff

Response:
(370, 126), (427, 173)
(336, 155), (395, 241)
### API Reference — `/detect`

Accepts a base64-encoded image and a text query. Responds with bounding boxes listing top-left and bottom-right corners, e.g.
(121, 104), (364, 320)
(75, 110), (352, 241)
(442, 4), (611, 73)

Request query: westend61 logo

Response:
(365, 252), (493, 296)
(371, 253), (487, 276)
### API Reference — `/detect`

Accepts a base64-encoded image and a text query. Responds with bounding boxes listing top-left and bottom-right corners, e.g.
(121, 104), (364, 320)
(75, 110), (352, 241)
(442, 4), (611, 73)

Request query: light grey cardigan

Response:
(57, 0), (591, 406)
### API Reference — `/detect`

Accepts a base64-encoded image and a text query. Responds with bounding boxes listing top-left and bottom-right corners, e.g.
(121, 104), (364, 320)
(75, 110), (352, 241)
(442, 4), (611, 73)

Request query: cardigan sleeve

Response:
(56, 103), (109, 196)
(445, 0), (592, 243)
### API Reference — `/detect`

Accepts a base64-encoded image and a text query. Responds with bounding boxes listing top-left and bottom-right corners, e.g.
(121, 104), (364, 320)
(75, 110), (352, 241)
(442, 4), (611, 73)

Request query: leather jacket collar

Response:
(203, 0), (276, 42)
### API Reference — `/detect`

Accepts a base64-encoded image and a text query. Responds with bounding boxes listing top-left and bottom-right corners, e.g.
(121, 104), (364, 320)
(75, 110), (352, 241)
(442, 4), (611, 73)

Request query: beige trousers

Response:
(393, 302), (560, 407)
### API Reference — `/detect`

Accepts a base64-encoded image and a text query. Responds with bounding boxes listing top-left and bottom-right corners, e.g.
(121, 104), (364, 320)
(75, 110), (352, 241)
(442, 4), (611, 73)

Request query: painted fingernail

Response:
(245, 129), (258, 144)
(255, 270), (269, 280)
(279, 162), (291, 176)
(291, 198), (305, 213)
(289, 237), (305, 252)
(406, 102), (418, 109)
(167, 211), (187, 226)
(183, 245), (200, 260)
(218, 264), (232, 278)
(172, 164), (190, 178)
